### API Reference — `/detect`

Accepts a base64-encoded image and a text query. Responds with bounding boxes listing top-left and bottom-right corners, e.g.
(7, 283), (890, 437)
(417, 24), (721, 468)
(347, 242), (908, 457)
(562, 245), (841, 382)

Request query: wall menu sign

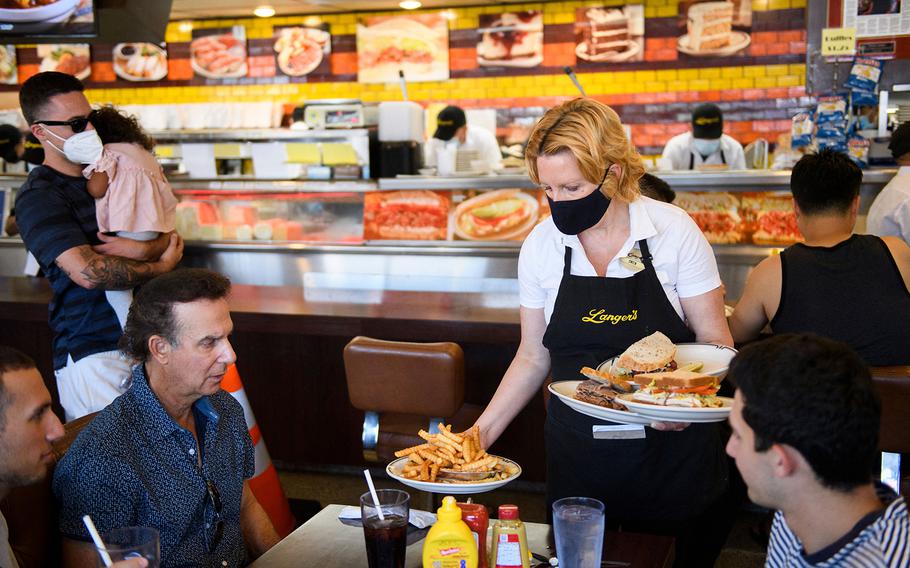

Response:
(821, 27), (856, 57)
(841, 0), (909, 38)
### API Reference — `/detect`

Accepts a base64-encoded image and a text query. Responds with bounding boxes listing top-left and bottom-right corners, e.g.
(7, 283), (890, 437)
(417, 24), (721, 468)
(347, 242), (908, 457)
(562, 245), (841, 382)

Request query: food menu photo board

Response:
(0, 0), (95, 38)
(476, 11), (543, 68)
(574, 5), (645, 64)
(453, 189), (542, 241)
(674, 191), (802, 245)
(37, 43), (90, 80)
(112, 43), (167, 82)
(0, 45), (15, 85)
(273, 25), (331, 78)
(191, 25), (248, 80)
(363, 190), (451, 241)
(356, 13), (449, 84)
(677, 0), (752, 58)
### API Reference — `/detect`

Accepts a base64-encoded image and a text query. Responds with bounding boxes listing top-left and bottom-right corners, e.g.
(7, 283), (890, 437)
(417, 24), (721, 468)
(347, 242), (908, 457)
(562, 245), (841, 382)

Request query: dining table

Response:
(249, 503), (675, 567)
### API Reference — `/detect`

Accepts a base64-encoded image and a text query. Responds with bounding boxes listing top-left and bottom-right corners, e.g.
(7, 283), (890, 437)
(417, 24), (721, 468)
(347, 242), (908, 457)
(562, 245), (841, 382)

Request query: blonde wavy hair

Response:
(525, 98), (644, 203)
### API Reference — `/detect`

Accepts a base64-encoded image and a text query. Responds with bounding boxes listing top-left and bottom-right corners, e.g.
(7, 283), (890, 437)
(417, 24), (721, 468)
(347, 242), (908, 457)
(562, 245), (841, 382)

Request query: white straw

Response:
(363, 469), (385, 521)
(82, 515), (113, 567)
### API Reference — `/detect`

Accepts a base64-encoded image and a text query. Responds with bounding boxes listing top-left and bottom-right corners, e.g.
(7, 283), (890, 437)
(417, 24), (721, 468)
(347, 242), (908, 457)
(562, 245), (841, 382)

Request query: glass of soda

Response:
(553, 497), (605, 568)
(97, 527), (160, 568)
(360, 488), (410, 568)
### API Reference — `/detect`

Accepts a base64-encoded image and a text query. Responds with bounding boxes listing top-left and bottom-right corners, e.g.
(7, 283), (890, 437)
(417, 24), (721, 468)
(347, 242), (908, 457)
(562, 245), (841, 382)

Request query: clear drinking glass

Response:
(553, 497), (605, 568)
(360, 489), (410, 568)
(97, 527), (160, 568)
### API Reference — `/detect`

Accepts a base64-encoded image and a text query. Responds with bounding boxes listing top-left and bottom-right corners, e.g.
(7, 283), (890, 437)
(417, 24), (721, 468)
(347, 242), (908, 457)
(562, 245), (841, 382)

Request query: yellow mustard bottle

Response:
(489, 505), (530, 568)
(423, 495), (479, 568)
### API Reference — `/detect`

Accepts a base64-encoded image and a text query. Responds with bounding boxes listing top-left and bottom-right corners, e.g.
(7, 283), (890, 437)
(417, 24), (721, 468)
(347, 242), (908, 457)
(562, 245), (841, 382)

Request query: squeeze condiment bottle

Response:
(423, 496), (479, 568)
(457, 501), (489, 568)
(490, 505), (530, 568)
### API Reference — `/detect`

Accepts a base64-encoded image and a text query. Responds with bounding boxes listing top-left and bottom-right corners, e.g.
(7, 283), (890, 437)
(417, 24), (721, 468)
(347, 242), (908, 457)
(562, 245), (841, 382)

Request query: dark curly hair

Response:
(728, 333), (880, 492)
(790, 148), (861, 215)
(119, 269), (231, 363)
(89, 105), (155, 152)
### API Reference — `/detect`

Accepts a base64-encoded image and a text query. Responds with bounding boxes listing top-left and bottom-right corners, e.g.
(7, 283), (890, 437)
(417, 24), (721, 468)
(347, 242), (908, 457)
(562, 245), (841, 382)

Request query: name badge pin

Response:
(620, 256), (644, 272)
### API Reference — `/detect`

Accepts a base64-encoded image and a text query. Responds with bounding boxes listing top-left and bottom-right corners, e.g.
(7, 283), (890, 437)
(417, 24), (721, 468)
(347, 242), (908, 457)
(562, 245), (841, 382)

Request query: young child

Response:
(84, 105), (178, 328)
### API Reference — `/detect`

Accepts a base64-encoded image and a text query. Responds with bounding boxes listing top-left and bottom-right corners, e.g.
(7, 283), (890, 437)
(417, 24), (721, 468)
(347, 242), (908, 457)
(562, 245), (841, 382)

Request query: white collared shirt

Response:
(867, 166), (910, 245)
(518, 196), (721, 324)
(660, 132), (747, 170)
(424, 125), (502, 171)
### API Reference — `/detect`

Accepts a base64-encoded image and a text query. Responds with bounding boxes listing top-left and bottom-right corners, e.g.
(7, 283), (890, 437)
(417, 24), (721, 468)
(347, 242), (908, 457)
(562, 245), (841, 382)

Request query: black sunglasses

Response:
(204, 479), (224, 553)
(35, 113), (94, 133)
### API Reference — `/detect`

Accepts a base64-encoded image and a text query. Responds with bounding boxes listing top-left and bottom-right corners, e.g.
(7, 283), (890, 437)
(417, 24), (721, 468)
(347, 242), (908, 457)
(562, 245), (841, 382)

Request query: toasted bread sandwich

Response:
(613, 331), (678, 379)
(631, 370), (722, 408)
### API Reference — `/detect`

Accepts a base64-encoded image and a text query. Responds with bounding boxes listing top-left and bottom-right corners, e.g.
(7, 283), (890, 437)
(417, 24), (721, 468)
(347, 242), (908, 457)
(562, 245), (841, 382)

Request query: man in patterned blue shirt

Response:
(726, 334), (908, 567)
(15, 72), (183, 422)
(53, 269), (279, 567)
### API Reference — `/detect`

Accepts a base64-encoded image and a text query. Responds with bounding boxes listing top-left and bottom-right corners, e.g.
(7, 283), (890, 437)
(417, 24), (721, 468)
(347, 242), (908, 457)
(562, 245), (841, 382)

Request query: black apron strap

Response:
(688, 151), (695, 170)
(563, 246), (573, 277)
(638, 238), (653, 263)
(720, 148), (727, 165)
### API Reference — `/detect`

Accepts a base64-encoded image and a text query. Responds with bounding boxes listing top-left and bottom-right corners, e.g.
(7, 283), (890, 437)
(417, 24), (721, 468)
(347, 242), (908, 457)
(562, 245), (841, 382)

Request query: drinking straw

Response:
(82, 515), (113, 567)
(398, 70), (409, 101)
(563, 65), (587, 97)
(363, 469), (385, 521)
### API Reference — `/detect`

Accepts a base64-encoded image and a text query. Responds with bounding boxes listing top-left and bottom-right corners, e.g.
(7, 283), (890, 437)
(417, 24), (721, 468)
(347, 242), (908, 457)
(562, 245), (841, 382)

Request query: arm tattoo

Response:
(72, 245), (155, 290)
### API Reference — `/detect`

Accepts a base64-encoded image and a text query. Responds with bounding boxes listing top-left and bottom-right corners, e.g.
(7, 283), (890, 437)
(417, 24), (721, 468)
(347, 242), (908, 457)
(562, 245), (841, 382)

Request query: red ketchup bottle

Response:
(457, 501), (489, 568)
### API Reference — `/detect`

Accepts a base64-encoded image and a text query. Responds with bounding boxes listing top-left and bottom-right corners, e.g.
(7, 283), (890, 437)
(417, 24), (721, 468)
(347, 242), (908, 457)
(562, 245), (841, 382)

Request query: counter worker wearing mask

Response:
(472, 98), (734, 568)
(660, 103), (746, 170)
(424, 105), (502, 172)
(867, 121), (910, 245)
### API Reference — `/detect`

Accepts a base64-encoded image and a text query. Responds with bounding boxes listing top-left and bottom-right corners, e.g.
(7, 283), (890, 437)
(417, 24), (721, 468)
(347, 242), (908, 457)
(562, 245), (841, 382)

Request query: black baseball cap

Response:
(433, 106), (466, 141)
(692, 103), (723, 139)
(0, 124), (22, 163)
(889, 121), (910, 160)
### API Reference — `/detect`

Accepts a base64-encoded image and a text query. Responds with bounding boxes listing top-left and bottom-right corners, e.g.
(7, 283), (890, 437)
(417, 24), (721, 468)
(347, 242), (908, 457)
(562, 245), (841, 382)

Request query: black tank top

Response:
(771, 234), (910, 365)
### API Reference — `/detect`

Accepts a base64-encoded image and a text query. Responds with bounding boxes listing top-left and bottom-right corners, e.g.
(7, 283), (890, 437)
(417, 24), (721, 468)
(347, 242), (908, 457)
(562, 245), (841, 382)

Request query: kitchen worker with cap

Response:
(867, 121), (910, 245)
(660, 103), (746, 170)
(424, 105), (502, 173)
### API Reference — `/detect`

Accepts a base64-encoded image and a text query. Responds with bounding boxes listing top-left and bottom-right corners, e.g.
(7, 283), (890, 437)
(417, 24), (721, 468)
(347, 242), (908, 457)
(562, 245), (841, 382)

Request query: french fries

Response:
(392, 423), (519, 483)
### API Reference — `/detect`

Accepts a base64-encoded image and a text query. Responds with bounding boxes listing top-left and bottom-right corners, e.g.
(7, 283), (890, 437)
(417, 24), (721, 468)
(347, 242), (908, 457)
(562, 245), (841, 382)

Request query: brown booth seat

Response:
(0, 411), (98, 568)
(343, 337), (483, 463)
(871, 366), (910, 498)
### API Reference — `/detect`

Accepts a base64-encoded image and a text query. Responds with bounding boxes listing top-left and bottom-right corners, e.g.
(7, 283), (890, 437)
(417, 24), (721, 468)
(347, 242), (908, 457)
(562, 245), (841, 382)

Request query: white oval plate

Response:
(615, 394), (733, 423)
(0, 0), (76, 22)
(597, 342), (738, 380)
(575, 40), (641, 63)
(549, 380), (652, 425)
(386, 456), (521, 494)
(677, 31), (751, 57)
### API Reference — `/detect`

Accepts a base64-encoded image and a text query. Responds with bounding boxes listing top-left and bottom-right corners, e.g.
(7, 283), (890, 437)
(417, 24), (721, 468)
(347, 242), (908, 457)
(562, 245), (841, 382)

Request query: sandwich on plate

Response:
(611, 331), (679, 381)
(630, 370), (722, 408)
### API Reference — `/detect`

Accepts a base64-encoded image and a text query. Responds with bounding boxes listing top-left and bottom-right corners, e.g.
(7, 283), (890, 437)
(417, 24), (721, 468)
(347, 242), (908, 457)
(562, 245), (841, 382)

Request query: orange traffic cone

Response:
(223, 364), (296, 537)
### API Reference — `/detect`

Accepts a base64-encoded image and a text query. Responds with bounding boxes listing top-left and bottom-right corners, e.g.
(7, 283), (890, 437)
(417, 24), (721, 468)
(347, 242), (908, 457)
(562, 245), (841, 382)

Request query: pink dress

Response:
(83, 142), (178, 234)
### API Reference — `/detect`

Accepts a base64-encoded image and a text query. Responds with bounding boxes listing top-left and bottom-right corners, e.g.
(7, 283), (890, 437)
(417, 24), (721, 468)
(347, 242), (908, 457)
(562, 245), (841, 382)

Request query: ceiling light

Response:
(399, 1), (421, 9)
(303, 16), (323, 28)
(253, 5), (276, 18)
(178, 20), (193, 33)
(440, 10), (457, 20)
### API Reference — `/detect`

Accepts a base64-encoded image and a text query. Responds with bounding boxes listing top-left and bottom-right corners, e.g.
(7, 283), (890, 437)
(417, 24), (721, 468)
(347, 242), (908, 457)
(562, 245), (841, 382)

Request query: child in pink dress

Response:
(84, 106), (178, 328)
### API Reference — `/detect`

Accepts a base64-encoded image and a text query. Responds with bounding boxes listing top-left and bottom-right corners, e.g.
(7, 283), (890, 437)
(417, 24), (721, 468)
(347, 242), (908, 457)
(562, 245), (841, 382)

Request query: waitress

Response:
(474, 98), (734, 567)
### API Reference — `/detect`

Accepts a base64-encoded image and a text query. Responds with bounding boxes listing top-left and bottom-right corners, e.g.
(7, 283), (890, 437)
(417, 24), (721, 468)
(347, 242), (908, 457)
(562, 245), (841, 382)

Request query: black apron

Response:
(542, 240), (728, 523)
(689, 148), (726, 169)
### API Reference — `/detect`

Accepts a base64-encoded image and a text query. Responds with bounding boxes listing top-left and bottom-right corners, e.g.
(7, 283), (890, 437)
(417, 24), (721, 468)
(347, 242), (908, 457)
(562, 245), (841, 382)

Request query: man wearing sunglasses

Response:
(14, 72), (183, 423)
(54, 269), (279, 567)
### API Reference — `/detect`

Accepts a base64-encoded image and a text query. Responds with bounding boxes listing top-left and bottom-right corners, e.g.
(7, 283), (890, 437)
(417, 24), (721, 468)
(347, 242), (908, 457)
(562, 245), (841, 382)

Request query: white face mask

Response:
(693, 137), (721, 158)
(43, 127), (103, 164)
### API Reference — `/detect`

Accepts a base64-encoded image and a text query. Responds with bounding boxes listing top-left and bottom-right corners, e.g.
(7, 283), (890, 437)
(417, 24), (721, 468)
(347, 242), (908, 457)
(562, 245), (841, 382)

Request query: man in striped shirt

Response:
(726, 334), (908, 567)
(15, 72), (183, 421)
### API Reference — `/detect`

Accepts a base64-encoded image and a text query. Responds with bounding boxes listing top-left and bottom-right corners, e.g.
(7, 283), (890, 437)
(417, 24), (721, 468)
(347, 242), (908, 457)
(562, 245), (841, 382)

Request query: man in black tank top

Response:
(729, 149), (910, 365)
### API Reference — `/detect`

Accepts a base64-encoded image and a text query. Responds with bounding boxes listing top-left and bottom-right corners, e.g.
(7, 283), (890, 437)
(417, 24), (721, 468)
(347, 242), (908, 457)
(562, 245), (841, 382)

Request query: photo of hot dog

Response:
(454, 189), (539, 241)
(363, 190), (450, 241)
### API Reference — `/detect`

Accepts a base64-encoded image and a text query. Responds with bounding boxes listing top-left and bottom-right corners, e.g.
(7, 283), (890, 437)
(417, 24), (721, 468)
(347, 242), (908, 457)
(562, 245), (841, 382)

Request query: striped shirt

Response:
(14, 166), (122, 369)
(766, 485), (909, 567)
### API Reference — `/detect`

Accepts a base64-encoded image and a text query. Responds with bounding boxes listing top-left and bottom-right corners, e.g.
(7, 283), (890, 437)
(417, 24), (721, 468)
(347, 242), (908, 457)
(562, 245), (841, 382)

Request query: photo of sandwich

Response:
(453, 189), (539, 241)
(476, 11), (543, 68)
(677, 0), (751, 57)
(742, 193), (802, 245)
(191, 26), (248, 79)
(37, 43), (89, 80)
(363, 190), (450, 241)
(0, 45), (17, 85)
(574, 5), (645, 63)
(273, 26), (330, 77)
(627, 370), (722, 408)
(673, 192), (743, 244)
(356, 14), (449, 84)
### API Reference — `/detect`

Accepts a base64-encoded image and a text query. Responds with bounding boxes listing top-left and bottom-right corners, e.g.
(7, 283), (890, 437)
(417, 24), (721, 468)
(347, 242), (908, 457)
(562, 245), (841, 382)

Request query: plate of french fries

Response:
(386, 424), (522, 494)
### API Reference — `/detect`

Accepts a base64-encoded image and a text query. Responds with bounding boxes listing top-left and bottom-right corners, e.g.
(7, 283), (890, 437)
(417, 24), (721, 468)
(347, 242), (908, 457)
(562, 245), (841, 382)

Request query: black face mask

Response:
(546, 170), (611, 235)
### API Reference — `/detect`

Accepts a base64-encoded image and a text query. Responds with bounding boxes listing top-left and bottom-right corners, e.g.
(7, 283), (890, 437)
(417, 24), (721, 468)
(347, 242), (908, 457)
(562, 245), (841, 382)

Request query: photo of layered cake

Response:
(678, 0), (751, 56)
(574, 5), (644, 63)
(476, 11), (543, 68)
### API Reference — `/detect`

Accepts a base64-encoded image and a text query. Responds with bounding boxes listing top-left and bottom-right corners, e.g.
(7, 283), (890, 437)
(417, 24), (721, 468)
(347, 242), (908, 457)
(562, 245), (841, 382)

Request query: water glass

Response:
(553, 497), (605, 568)
(97, 527), (160, 568)
(360, 489), (409, 568)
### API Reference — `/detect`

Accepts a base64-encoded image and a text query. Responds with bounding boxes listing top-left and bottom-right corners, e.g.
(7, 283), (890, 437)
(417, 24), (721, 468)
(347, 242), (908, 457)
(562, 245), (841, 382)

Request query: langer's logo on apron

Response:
(581, 309), (638, 325)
